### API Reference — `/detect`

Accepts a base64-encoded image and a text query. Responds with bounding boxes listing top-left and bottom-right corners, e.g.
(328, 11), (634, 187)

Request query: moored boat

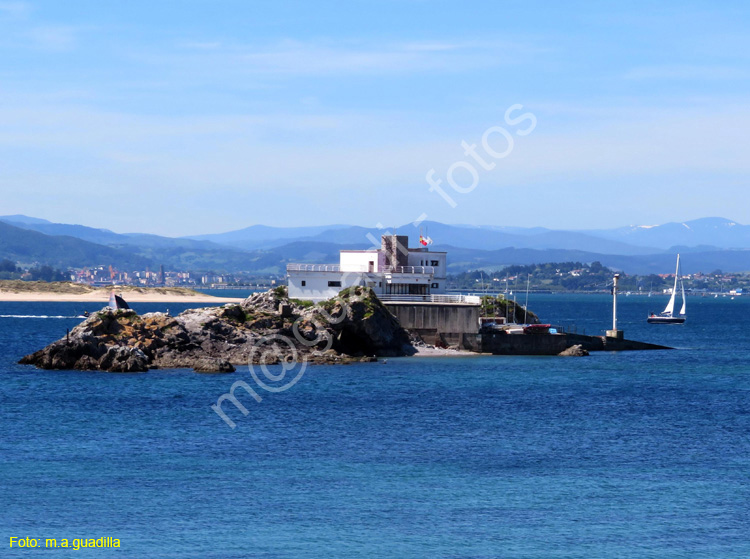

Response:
(648, 254), (686, 324)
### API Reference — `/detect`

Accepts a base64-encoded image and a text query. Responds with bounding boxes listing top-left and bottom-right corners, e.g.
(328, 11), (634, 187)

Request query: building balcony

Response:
(383, 266), (435, 275)
(378, 294), (481, 304)
(287, 263), (343, 273)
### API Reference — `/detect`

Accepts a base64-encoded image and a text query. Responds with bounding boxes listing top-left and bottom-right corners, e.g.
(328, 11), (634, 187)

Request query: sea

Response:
(2, 293), (749, 558)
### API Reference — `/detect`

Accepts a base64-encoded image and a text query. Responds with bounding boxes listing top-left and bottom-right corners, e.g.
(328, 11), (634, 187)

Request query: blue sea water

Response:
(2, 295), (749, 558)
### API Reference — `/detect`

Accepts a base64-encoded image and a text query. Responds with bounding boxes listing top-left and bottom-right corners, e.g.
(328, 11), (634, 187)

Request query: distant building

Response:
(287, 235), (447, 301)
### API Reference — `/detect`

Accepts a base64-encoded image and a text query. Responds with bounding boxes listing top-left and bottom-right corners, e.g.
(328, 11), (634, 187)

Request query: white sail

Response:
(663, 254), (680, 315)
(679, 279), (687, 316)
(664, 288), (677, 315)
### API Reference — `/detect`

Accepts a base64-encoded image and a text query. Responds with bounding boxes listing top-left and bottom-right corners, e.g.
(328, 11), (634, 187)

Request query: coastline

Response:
(0, 292), (242, 303)
(0, 281), (244, 304)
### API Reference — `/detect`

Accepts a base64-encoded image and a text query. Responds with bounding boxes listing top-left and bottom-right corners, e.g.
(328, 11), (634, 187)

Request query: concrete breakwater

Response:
(480, 329), (672, 355)
(385, 300), (671, 355)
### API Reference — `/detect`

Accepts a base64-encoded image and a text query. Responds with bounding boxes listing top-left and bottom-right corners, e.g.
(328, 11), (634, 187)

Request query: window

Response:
(431, 283), (439, 288)
(430, 260), (439, 267)
(301, 281), (306, 286)
(328, 281), (342, 287)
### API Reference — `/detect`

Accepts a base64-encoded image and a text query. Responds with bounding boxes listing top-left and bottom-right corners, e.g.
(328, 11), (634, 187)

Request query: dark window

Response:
(301, 281), (306, 286)
(328, 281), (342, 287)
(431, 283), (439, 288)
(430, 260), (439, 266)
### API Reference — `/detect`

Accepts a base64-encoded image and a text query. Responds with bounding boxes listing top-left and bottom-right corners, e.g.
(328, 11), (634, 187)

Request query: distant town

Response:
(0, 260), (280, 290)
(1, 258), (747, 295)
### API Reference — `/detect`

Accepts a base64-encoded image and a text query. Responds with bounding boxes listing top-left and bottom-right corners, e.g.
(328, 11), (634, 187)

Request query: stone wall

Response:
(384, 302), (481, 350)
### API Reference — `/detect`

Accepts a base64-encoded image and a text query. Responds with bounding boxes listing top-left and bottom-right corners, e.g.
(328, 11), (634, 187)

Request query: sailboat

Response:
(648, 254), (686, 324)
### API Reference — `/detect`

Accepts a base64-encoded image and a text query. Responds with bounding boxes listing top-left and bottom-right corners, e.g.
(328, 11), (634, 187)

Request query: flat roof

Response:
(338, 249), (447, 254)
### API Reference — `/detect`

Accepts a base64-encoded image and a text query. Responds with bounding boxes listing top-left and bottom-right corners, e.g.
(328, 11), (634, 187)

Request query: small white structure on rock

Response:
(287, 235), (447, 302)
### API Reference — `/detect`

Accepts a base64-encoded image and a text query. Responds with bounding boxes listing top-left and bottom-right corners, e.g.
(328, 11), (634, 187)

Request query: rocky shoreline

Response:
(19, 287), (415, 373)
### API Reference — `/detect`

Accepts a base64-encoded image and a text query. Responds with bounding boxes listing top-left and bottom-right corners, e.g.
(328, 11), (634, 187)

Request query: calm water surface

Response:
(1, 295), (749, 558)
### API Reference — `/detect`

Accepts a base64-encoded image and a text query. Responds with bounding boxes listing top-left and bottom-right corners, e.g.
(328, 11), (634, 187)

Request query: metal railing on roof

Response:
(286, 264), (437, 274)
(286, 264), (342, 272)
(378, 294), (481, 304)
(383, 266), (436, 275)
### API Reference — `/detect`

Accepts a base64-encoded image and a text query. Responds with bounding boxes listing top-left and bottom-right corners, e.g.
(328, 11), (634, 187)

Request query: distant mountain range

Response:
(2, 214), (750, 275)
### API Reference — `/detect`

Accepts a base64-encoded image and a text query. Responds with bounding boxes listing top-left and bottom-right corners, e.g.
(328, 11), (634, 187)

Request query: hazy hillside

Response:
(185, 224), (353, 248)
(0, 220), (257, 272)
(438, 245), (750, 275)
(0, 221), (151, 270)
(0, 216), (232, 251)
(4, 214), (750, 274)
(187, 220), (661, 255)
(588, 217), (750, 250)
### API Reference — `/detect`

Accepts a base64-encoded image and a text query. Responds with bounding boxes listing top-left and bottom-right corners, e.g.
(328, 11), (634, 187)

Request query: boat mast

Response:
(664, 254), (680, 315)
(524, 273), (530, 324)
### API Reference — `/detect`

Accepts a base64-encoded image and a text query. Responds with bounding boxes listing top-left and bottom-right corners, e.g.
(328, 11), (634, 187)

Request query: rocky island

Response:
(19, 287), (415, 373)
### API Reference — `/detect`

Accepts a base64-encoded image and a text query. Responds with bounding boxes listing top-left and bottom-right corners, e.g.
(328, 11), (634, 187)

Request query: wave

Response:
(0, 315), (83, 319)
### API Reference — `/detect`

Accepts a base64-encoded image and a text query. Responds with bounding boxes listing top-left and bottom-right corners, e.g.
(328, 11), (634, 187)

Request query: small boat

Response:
(648, 254), (686, 324)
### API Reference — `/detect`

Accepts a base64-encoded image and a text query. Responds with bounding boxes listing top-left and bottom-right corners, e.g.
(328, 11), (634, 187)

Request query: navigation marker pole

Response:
(607, 273), (624, 339)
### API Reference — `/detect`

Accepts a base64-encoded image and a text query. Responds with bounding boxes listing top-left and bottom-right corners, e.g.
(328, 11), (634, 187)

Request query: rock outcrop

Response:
(19, 286), (415, 372)
(558, 344), (589, 357)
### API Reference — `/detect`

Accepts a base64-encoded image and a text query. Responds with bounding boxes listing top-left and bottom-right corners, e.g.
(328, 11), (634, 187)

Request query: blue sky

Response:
(2, 1), (750, 236)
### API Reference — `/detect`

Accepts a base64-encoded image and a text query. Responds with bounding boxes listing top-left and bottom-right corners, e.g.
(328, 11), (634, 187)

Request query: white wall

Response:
(288, 270), (384, 301)
(339, 251), (379, 272)
(407, 251), (447, 292)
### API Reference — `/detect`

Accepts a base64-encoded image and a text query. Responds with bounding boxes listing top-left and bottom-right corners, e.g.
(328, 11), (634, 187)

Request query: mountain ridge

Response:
(3, 214), (750, 274)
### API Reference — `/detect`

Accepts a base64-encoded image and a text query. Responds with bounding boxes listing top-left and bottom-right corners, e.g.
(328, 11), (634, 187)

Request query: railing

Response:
(383, 266), (435, 275)
(286, 264), (342, 272)
(287, 264), (436, 275)
(379, 294), (481, 304)
(203, 284), (267, 290)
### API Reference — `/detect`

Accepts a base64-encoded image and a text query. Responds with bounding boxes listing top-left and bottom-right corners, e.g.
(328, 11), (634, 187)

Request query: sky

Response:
(2, 0), (750, 236)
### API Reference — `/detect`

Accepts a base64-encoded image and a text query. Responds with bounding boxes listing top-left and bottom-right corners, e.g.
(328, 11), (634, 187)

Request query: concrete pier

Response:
(481, 330), (672, 355)
(383, 301), (481, 351)
(382, 300), (672, 356)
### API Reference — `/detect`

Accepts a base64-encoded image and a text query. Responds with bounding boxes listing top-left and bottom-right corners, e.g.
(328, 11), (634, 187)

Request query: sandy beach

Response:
(0, 282), (243, 304)
(0, 292), (243, 303)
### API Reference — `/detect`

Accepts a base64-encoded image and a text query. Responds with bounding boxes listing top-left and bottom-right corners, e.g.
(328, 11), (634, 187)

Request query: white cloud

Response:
(178, 40), (221, 50)
(164, 38), (537, 78)
(624, 64), (750, 81)
(0, 1), (30, 19)
(25, 25), (80, 50)
(3, 94), (750, 234)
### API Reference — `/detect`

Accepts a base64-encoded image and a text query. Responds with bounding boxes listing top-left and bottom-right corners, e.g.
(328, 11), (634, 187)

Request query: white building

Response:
(287, 235), (447, 301)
